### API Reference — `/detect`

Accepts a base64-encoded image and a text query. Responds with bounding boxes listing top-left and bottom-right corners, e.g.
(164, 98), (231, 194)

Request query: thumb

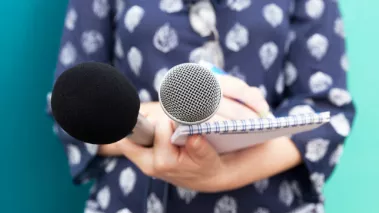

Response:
(185, 135), (219, 163)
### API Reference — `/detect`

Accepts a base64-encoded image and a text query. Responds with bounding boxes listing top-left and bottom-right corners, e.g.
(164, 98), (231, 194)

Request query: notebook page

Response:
(171, 112), (330, 153)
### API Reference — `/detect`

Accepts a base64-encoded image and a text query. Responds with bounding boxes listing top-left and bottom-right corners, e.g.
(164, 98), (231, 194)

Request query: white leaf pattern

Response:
(259, 85), (267, 98)
(154, 68), (169, 92)
(97, 186), (111, 210)
(310, 173), (325, 194)
(315, 203), (325, 213)
(93, 0), (110, 19)
(254, 207), (270, 213)
(85, 143), (98, 155)
(276, 72), (285, 94)
(67, 144), (81, 165)
(90, 181), (98, 194)
(330, 113), (350, 136)
(153, 23), (179, 53)
(304, 99), (315, 105)
(259, 42), (278, 70)
(254, 178), (269, 194)
(226, 0), (252, 11)
(116, 208), (133, 213)
(86, 200), (100, 212)
(176, 187), (198, 204)
(329, 88), (352, 106)
(147, 193), (163, 213)
(160, 0), (184, 13)
(291, 181), (302, 199)
(307, 34), (328, 60)
(85, 208), (103, 213)
(115, 36), (124, 58)
(119, 167), (137, 196)
(289, 105), (315, 116)
(139, 89), (152, 102)
(124, 5), (145, 33)
(127, 46), (143, 76)
(334, 17), (345, 38)
(81, 30), (104, 54)
(105, 158), (117, 173)
(309, 71), (333, 93)
(214, 196), (237, 213)
(279, 181), (294, 206)
(263, 3), (283, 28)
(289, 0), (295, 15)
(189, 1), (216, 37)
(115, 0), (125, 20)
(290, 204), (317, 213)
(341, 53), (349, 72)
(65, 8), (77, 31)
(225, 23), (249, 52)
(228, 66), (246, 81)
(305, 0), (325, 19)
(285, 30), (296, 53)
(285, 62), (297, 86)
(189, 41), (224, 69)
(329, 144), (344, 166)
(305, 138), (330, 162)
(60, 42), (77, 66)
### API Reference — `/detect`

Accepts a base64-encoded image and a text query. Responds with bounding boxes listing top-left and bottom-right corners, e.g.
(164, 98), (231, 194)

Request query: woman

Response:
(47, 0), (356, 212)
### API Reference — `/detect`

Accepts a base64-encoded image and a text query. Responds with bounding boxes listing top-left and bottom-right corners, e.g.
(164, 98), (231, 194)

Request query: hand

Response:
(210, 75), (271, 121)
(139, 102), (167, 125)
(116, 115), (226, 192)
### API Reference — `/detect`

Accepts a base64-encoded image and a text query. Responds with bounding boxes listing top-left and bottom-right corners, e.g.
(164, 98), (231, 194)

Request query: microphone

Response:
(158, 63), (222, 125)
(51, 62), (154, 146)
(51, 62), (222, 147)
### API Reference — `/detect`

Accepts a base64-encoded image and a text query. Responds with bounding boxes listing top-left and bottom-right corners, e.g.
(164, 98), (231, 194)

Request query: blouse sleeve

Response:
(46, 0), (116, 185)
(272, 0), (356, 194)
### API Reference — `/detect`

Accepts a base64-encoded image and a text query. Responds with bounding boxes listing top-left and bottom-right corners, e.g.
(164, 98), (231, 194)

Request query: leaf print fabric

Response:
(47, 0), (356, 212)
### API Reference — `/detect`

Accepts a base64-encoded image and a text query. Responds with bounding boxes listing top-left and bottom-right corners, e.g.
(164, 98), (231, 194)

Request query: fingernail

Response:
(259, 111), (268, 118)
(192, 135), (202, 149)
(259, 111), (275, 118)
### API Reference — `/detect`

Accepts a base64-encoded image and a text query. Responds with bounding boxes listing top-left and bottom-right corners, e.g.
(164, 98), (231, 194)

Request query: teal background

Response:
(0, 0), (376, 212)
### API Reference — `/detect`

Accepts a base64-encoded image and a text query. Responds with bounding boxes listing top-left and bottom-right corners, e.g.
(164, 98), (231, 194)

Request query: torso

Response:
(86, 1), (322, 212)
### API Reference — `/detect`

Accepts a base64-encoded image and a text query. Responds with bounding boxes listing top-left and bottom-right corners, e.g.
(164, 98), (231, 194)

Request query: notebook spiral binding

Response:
(183, 112), (330, 135)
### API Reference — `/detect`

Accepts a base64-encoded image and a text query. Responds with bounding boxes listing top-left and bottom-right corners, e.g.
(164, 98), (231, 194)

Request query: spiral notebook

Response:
(171, 112), (330, 153)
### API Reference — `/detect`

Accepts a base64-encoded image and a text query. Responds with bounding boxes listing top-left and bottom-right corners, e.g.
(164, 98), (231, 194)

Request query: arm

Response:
(214, 0), (356, 192)
(46, 0), (117, 184)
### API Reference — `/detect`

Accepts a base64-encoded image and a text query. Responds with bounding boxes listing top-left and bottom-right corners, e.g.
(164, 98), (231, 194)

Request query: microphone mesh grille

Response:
(159, 63), (222, 124)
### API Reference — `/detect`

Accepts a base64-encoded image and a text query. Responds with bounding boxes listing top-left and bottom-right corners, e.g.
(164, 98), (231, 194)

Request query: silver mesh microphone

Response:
(158, 63), (222, 125)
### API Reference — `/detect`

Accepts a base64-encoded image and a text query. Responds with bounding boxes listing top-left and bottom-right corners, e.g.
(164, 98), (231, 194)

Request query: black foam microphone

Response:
(51, 62), (154, 146)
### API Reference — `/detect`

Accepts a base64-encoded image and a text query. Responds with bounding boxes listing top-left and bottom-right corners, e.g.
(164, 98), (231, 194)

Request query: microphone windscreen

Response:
(51, 62), (140, 144)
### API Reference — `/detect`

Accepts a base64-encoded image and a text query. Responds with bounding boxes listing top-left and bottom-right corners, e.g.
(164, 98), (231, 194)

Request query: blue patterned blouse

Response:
(46, 0), (356, 213)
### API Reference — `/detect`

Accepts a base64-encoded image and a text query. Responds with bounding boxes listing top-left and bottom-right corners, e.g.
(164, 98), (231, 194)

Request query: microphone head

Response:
(51, 62), (140, 144)
(158, 63), (222, 125)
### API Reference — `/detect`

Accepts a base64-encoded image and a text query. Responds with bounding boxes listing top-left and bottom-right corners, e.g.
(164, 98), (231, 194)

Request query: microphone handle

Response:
(126, 113), (155, 147)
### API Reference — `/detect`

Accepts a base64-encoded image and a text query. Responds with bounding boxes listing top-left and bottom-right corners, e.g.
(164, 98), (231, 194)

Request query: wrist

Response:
(200, 159), (236, 193)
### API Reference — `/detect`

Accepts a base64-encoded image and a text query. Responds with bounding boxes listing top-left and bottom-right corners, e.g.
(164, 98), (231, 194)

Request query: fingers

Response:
(217, 75), (270, 116)
(217, 97), (260, 120)
(243, 87), (270, 116)
(153, 116), (180, 173)
(185, 135), (219, 165)
(217, 75), (249, 98)
(116, 138), (154, 175)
